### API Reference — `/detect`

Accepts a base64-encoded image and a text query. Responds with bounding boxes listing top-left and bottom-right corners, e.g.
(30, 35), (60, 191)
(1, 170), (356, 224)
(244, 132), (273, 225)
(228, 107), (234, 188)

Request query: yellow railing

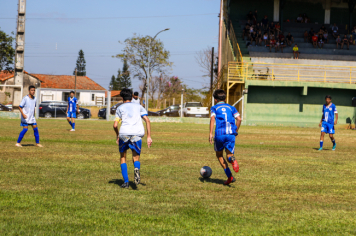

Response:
(223, 62), (356, 84)
(228, 20), (243, 63)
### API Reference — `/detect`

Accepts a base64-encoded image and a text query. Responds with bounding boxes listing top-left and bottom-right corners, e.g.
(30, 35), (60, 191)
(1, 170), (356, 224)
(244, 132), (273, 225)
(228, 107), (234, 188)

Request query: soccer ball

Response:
(200, 166), (212, 178)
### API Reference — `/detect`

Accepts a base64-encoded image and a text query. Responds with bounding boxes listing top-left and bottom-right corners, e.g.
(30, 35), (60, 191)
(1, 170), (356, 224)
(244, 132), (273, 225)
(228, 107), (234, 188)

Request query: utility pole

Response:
(210, 47), (215, 106)
(14, 0), (26, 106)
(74, 69), (77, 98)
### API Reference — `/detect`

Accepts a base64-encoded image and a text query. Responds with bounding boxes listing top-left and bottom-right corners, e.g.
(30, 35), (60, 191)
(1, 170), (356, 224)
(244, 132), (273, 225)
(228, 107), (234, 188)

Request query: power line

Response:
(0, 13), (218, 20)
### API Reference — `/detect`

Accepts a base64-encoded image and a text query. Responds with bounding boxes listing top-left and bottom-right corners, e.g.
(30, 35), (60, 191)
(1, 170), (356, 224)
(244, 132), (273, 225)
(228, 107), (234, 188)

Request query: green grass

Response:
(1, 119), (356, 235)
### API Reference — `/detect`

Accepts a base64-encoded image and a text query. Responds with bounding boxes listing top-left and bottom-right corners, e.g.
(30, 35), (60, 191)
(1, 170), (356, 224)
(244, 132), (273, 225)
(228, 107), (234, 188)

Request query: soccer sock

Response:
(320, 140), (324, 148)
(120, 163), (129, 183)
(17, 128), (28, 143)
(33, 127), (40, 144)
(72, 123), (75, 130)
(224, 168), (232, 178)
(228, 156), (232, 163)
(134, 161), (140, 169)
(332, 139), (336, 145)
(68, 120), (72, 126)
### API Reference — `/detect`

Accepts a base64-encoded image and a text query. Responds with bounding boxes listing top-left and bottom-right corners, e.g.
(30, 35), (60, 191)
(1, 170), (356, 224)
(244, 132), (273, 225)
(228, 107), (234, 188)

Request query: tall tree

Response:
(74, 49), (86, 76)
(115, 34), (172, 101)
(117, 60), (131, 89)
(109, 75), (119, 90)
(0, 28), (15, 72)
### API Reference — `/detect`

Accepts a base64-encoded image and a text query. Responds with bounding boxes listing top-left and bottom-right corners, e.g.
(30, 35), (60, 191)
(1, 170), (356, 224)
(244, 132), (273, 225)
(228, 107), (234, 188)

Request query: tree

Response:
(163, 76), (184, 104)
(74, 49), (86, 76)
(0, 28), (15, 72)
(115, 34), (172, 101)
(148, 75), (159, 104)
(109, 75), (119, 90)
(116, 60), (131, 89)
(195, 46), (218, 80)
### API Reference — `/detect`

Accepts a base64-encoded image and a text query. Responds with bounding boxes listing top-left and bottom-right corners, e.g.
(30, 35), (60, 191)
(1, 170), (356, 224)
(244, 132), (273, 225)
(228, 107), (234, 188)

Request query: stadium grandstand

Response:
(217, 0), (356, 127)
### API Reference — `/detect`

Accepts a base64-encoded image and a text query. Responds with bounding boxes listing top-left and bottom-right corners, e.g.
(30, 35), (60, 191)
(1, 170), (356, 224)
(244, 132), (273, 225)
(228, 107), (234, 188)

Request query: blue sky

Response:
(1, 0), (220, 91)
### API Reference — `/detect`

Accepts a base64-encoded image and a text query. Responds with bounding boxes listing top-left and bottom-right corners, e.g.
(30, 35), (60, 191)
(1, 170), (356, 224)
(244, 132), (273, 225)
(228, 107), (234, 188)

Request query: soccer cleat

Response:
(15, 143), (22, 147)
(134, 168), (141, 185)
(224, 176), (234, 185)
(332, 144), (336, 151)
(229, 156), (240, 173)
(232, 176), (236, 183)
(318, 147), (323, 151)
(70, 129), (75, 132)
(36, 144), (43, 148)
(121, 182), (129, 189)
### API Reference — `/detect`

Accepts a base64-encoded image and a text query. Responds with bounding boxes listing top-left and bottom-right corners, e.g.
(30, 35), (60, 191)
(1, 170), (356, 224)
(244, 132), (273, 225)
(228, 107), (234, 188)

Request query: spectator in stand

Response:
(269, 36), (277, 52)
(318, 33), (324, 49)
(263, 32), (269, 45)
(302, 13), (309, 23)
(304, 30), (308, 42)
(308, 28), (315, 42)
(261, 15), (269, 31)
(349, 35), (355, 46)
(323, 30), (329, 43)
(341, 34), (350, 50)
(293, 44), (300, 59)
(351, 26), (356, 40)
(279, 39), (286, 52)
(255, 22), (261, 32)
(247, 11), (254, 21)
(250, 31), (258, 46)
(275, 22), (281, 35)
(256, 30), (263, 46)
(297, 14), (303, 23)
(249, 24), (255, 35)
(312, 33), (318, 48)
(335, 35), (341, 49)
(253, 10), (258, 24)
(286, 32), (294, 46)
(242, 21), (251, 39)
(320, 25), (327, 32)
(332, 23), (339, 39)
(278, 31), (285, 41)
(269, 22), (276, 38)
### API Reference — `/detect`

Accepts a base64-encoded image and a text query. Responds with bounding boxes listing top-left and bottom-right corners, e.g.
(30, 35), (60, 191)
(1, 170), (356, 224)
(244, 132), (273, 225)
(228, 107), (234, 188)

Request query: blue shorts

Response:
(214, 135), (236, 153)
(21, 123), (37, 127)
(321, 122), (335, 134)
(119, 135), (142, 155)
(67, 112), (76, 118)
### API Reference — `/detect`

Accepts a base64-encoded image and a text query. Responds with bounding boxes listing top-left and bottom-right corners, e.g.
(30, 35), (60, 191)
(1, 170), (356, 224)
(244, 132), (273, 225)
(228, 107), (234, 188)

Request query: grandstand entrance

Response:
(217, 0), (356, 126)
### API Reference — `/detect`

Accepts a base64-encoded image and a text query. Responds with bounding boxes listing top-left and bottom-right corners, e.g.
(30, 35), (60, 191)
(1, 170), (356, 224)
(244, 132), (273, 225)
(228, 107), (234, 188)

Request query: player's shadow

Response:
(109, 179), (146, 190)
(21, 144), (35, 147)
(312, 148), (330, 151)
(199, 177), (231, 187)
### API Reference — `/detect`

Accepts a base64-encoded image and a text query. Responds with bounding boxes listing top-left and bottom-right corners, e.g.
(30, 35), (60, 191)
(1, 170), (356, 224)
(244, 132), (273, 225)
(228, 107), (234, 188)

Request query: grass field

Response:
(1, 118), (356, 235)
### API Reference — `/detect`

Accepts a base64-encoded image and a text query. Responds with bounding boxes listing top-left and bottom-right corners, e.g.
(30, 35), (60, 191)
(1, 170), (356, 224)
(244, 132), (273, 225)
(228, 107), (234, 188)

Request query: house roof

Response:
(0, 72), (105, 91)
(105, 90), (121, 98)
(32, 74), (106, 91)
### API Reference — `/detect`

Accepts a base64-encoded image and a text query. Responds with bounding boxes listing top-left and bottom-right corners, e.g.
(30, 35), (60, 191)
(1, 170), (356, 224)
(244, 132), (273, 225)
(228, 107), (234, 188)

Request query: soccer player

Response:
(66, 91), (79, 132)
(209, 89), (242, 185)
(132, 91), (140, 104)
(113, 88), (152, 189)
(15, 85), (43, 147)
(319, 95), (338, 151)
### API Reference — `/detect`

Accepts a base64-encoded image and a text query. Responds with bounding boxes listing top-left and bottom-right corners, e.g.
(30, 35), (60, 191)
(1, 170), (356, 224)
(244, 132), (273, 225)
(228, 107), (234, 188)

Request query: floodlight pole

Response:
(106, 85), (112, 121)
(145, 28), (170, 111)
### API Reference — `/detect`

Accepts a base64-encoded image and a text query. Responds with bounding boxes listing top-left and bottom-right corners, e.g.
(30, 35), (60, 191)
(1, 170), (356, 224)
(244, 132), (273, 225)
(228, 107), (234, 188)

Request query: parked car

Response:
(182, 102), (209, 118)
(157, 104), (180, 117)
(0, 103), (12, 111)
(98, 103), (159, 119)
(39, 101), (91, 119)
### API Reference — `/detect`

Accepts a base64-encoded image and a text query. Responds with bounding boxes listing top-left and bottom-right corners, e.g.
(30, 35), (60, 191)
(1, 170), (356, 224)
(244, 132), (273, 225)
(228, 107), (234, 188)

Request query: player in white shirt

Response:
(113, 89), (152, 189)
(132, 91), (141, 104)
(16, 86), (43, 147)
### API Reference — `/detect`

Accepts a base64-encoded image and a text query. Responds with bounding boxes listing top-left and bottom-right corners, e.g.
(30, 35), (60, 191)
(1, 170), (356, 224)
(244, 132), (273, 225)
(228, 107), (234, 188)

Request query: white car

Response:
(182, 102), (209, 118)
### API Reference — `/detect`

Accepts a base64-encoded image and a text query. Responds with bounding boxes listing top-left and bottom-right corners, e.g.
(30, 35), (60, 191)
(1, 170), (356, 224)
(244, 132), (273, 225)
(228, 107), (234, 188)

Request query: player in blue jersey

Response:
(319, 95), (338, 151)
(66, 91), (79, 132)
(209, 89), (242, 185)
(16, 86), (43, 147)
(113, 89), (152, 189)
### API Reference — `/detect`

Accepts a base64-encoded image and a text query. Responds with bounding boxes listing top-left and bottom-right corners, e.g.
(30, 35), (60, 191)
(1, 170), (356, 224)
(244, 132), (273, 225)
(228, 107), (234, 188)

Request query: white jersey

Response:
(116, 102), (148, 136)
(132, 98), (140, 104)
(19, 95), (37, 124)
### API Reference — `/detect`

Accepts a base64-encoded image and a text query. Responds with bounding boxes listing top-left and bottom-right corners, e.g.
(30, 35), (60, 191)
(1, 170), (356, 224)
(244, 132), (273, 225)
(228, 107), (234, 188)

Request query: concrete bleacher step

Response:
(249, 51), (356, 61)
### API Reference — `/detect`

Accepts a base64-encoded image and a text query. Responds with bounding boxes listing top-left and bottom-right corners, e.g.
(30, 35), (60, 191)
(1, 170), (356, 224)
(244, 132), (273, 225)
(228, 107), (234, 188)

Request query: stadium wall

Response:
(243, 80), (356, 127)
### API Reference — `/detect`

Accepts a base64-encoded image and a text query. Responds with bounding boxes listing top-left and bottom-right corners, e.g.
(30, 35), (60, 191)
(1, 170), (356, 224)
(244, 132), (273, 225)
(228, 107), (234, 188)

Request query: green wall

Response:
(244, 81), (356, 126)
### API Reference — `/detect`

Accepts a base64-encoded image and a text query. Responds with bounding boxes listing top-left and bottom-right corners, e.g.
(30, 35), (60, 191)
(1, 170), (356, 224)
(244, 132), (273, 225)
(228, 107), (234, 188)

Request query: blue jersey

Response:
(211, 102), (240, 136)
(68, 97), (78, 112)
(322, 103), (337, 124)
